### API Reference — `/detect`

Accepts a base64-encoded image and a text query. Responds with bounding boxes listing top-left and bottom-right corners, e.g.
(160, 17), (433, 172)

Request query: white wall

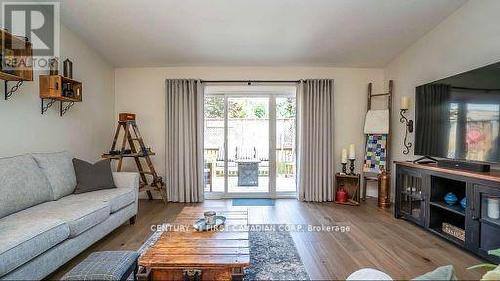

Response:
(115, 67), (385, 198)
(0, 24), (115, 161)
(385, 0), (500, 190)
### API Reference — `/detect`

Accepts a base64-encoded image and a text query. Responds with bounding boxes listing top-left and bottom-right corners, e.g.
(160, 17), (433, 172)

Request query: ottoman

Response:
(62, 251), (139, 281)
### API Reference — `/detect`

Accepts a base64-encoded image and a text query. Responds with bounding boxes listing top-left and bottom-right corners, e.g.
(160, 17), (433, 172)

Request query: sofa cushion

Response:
(27, 196), (111, 238)
(71, 187), (136, 213)
(0, 154), (53, 219)
(0, 212), (70, 276)
(32, 151), (77, 200)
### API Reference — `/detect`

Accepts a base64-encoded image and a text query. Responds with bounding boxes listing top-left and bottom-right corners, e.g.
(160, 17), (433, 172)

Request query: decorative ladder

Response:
(103, 113), (167, 203)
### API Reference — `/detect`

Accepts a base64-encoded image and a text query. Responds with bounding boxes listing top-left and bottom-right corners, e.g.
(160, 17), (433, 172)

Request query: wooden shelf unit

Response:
(0, 29), (33, 82)
(39, 75), (82, 102)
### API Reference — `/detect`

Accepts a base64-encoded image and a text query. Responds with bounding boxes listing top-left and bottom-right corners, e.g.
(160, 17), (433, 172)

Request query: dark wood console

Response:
(395, 161), (500, 263)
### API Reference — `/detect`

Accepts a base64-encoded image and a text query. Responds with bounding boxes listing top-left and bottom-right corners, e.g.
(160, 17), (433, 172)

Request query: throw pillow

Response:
(73, 158), (116, 194)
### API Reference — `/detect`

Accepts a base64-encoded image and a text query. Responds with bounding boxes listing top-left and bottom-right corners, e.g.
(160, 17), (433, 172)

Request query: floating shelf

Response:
(39, 75), (82, 116)
(0, 71), (25, 81)
(0, 29), (33, 100)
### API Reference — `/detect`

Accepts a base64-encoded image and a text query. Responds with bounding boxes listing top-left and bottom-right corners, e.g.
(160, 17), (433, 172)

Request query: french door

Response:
(203, 92), (296, 198)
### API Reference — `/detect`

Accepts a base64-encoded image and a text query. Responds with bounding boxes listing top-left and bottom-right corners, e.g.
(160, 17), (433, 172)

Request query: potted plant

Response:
(469, 249), (500, 280)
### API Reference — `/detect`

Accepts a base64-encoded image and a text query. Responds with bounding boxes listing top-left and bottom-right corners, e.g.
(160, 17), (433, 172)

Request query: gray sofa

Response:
(0, 152), (139, 280)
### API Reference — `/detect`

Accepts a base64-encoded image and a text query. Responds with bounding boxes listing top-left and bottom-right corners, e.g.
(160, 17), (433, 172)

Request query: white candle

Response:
(341, 149), (347, 164)
(348, 144), (355, 159)
(401, 96), (410, 110)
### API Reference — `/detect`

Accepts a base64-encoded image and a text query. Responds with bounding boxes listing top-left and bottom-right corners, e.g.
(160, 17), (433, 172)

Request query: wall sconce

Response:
(400, 96), (413, 155)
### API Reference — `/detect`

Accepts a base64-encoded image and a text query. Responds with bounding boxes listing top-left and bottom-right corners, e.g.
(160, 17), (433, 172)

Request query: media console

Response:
(395, 161), (500, 263)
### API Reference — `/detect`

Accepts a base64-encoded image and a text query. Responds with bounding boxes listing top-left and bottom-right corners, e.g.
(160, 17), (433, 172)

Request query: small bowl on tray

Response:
(193, 216), (226, 231)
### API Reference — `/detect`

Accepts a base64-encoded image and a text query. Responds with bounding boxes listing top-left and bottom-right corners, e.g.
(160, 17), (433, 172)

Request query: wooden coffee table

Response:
(138, 207), (249, 281)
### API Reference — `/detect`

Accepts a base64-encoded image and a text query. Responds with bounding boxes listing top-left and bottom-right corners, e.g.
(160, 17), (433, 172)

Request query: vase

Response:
(444, 192), (458, 206)
(460, 197), (466, 209)
(336, 188), (347, 203)
(487, 197), (500, 219)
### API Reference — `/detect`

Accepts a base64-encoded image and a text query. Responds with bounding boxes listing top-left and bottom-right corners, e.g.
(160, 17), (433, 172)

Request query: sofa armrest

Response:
(112, 172), (140, 190)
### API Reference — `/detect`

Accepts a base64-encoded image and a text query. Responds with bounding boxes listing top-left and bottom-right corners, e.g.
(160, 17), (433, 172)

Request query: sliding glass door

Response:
(227, 97), (270, 193)
(276, 97), (296, 192)
(203, 92), (296, 198)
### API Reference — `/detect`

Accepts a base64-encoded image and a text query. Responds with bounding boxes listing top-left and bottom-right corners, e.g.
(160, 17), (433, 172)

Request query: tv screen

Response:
(415, 62), (500, 163)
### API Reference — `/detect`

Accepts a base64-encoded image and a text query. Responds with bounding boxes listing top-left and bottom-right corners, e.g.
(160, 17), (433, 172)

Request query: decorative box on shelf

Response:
(442, 222), (465, 242)
(39, 75), (82, 101)
(39, 75), (82, 116)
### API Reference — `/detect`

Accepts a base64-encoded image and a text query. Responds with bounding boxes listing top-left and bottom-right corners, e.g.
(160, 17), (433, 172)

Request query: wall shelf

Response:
(39, 75), (82, 116)
(0, 29), (33, 100)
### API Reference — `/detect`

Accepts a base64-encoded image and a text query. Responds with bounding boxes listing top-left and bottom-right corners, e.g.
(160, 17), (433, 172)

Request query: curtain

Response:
(415, 84), (451, 157)
(165, 79), (204, 203)
(297, 79), (335, 202)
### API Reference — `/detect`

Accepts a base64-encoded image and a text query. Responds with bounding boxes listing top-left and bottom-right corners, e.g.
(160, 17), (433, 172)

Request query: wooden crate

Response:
(0, 29), (33, 81)
(335, 173), (361, 205)
(119, 112), (136, 122)
(39, 75), (82, 102)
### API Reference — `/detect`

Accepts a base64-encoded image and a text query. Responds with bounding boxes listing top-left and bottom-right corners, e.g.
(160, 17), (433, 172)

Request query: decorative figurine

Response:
(49, 57), (59, 75)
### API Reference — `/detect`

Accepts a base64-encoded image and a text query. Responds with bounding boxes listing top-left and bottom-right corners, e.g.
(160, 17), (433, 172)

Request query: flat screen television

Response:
(415, 62), (500, 163)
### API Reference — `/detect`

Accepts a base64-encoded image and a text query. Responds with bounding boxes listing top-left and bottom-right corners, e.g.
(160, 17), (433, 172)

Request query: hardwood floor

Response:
(51, 199), (483, 280)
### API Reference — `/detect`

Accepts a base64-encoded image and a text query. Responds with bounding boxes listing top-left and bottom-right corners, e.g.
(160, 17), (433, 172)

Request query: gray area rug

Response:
(138, 225), (310, 280)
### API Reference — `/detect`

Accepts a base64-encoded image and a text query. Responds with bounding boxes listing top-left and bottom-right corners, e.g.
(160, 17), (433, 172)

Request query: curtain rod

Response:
(200, 80), (301, 84)
(452, 86), (500, 92)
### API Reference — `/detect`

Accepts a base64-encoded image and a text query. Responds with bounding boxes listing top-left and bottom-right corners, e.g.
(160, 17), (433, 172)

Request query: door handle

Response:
(471, 208), (479, 220)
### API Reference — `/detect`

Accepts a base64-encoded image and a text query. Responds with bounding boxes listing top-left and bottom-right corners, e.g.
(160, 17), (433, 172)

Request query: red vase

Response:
(336, 188), (348, 202)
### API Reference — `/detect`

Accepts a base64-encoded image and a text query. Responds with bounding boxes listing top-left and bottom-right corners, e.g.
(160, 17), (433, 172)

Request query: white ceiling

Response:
(55, 0), (467, 68)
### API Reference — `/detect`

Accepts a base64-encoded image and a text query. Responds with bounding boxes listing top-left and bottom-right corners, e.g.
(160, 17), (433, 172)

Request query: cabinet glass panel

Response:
(479, 193), (500, 257)
(400, 174), (423, 220)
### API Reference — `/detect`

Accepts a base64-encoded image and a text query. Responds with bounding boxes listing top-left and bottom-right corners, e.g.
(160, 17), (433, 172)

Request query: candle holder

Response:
(341, 163), (347, 174)
(399, 109), (414, 155)
(348, 159), (356, 175)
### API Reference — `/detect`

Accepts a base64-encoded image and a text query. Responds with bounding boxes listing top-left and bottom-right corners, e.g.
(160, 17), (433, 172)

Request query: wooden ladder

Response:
(103, 115), (167, 203)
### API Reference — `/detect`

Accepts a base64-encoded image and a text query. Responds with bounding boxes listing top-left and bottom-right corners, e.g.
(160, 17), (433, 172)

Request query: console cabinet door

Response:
(471, 184), (500, 263)
(395, 166), (427, 226)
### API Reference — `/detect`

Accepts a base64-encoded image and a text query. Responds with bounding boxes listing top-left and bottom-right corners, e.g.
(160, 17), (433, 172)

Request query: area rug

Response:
(232, 198), (275, 206)
(138, 225), (309, 280)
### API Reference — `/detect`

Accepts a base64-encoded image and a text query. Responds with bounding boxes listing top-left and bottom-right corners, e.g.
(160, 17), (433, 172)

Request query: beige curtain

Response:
(165, 79), (204, 202)
(297, 79), (335, 202)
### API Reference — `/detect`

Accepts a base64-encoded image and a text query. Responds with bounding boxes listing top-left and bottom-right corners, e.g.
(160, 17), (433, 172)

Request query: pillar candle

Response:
(348, 144), (355, 159)
(341, 149), (347, 163)
(401, 96), (410, 110)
